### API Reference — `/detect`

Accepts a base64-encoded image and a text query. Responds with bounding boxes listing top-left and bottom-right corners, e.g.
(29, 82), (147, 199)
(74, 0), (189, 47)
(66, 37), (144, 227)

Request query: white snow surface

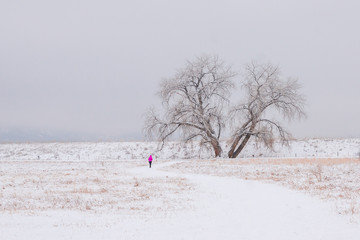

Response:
(0, 138), (359, 160)
(0, 160), (359, 239)
(1, 139), (360, 239)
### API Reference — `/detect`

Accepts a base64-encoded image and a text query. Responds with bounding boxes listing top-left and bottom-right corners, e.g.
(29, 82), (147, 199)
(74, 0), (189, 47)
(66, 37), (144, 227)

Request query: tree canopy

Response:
(145, 55), (306, 158)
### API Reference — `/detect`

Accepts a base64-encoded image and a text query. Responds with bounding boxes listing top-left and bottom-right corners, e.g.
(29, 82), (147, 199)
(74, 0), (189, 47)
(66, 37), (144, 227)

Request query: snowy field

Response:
(1, 139), (360, 239)
(1, 138), (359, 160)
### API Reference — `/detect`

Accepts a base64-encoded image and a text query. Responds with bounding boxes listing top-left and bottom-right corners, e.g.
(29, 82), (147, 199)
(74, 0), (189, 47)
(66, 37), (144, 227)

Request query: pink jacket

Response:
(148, 155), (153, 162)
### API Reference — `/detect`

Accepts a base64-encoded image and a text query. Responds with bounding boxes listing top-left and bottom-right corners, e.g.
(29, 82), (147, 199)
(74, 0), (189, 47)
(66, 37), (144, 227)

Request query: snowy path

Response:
(1, 161), (360, 240)
(128, 162), (360, 240)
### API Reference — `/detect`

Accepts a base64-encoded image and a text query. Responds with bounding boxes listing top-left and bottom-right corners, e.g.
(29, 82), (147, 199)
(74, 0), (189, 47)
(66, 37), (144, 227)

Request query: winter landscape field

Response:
(1, 139), (360, 239)
(2, 0), (360, 239)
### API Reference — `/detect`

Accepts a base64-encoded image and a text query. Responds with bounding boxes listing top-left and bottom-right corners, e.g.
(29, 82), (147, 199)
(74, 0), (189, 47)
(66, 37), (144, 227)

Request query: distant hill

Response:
(0, 139), (359, 160)
(0, 127), (143, 143)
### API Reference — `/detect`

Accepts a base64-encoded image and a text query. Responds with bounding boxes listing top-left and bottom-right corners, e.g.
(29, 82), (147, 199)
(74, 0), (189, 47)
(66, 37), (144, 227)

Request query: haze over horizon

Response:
(1, 0), (359, 142)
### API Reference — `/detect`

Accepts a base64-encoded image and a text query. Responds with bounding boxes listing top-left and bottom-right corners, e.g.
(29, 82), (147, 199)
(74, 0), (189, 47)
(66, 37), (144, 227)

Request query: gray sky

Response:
(0, 0), (359, 141)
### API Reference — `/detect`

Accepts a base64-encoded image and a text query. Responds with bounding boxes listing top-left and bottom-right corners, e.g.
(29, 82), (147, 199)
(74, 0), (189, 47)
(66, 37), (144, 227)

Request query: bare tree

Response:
(145, 57), (306, 158)
(227, 62), (306, 158)
(145, 55), (236, 157)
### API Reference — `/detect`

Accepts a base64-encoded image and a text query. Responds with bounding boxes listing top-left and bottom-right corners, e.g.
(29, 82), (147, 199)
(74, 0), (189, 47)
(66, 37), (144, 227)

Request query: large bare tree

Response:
(145, 55), (236, 157)
(145, 57), (306, 158)
(227, 62), (306, 158)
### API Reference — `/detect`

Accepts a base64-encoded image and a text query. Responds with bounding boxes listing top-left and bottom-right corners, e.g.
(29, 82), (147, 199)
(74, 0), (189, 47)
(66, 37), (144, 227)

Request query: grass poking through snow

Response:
(166, 158), (360, 218)
(0, 160), (194, 215)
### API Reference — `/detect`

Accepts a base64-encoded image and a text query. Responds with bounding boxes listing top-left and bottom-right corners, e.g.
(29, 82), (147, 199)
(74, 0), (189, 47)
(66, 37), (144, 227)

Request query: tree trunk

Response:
(211, 139), (222, 157)
(230, 133), (252, 158)
(228, 122), (256, 158)
(228, 135), (242, 158)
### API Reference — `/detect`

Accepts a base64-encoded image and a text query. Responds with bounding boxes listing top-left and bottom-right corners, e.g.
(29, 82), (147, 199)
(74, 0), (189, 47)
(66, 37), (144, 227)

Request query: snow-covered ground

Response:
(0, 138), (359, 160)
(1, 160), (360, 240)
(165, 158), (360, 219)
(1, 139), (360, 239)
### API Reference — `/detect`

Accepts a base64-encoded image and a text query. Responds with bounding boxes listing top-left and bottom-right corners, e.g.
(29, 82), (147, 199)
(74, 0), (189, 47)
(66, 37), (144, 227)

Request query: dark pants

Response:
(149, 161), (152, 168)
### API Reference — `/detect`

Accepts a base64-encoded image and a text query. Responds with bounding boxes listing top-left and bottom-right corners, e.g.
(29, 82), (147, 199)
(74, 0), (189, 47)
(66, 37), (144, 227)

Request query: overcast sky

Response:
(0, 0), (359, 141)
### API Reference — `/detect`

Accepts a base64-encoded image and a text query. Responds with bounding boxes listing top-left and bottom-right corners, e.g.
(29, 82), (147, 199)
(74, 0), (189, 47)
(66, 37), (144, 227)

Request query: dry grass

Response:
(0, 160), (194, 215)
(167, 158), (360, 218)
(211, 158), (359, 166)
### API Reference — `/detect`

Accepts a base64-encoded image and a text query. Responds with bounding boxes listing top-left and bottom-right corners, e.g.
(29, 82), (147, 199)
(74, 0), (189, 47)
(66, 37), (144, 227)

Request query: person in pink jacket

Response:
(148, 155), (153, 168)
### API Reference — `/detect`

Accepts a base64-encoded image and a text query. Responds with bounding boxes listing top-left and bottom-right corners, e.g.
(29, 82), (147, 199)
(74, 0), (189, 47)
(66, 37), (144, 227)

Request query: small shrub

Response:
(310, 164), (323, 182)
